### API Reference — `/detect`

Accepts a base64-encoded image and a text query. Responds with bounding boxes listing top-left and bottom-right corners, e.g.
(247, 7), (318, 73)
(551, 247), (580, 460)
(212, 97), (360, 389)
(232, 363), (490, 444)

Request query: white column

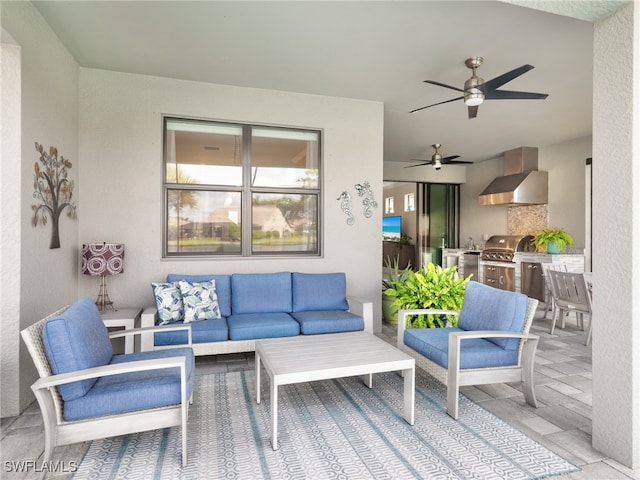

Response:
(592, 2), (639, 469)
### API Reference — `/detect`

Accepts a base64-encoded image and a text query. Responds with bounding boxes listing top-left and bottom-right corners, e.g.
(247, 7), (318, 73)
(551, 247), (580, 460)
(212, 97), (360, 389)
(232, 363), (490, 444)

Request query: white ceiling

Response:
(32, 1), (627, 166)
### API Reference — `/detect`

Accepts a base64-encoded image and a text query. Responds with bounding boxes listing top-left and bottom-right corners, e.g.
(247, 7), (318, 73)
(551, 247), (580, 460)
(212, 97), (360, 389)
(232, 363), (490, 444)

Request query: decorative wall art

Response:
(32, 142), (77, 249)
(354, 181), (378, 218)
(337, 181), (378, 225)
(337, 190), (355, 225)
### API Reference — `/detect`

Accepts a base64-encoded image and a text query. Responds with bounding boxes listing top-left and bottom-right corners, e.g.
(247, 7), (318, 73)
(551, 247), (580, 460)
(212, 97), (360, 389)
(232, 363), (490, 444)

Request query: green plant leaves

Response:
(384, 262), (471, 329)
(532, 228), (574, 253)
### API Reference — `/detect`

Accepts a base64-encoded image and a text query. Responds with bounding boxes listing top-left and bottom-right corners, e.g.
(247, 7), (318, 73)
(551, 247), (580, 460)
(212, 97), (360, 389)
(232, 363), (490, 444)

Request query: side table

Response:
(101, 307), (143, 354)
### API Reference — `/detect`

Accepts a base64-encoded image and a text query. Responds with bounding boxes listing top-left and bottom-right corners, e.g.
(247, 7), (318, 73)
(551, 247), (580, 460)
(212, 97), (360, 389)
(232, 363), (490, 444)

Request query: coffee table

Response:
(255, 331), (415, 450)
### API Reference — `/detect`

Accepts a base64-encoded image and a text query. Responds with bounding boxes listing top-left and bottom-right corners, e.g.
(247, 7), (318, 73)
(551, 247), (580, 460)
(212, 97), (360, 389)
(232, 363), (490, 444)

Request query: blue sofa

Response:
(140, 272), (374, 356)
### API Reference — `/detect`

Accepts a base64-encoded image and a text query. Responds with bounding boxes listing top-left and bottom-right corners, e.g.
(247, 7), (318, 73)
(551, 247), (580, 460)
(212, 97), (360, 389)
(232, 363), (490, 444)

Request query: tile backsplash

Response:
(507, 205), (548, 235)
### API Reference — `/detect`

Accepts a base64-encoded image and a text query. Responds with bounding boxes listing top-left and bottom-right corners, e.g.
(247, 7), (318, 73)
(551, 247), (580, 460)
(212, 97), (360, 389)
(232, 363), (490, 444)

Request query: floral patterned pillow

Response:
(178, 280), (221, 322)
(152, 282), (184, 325)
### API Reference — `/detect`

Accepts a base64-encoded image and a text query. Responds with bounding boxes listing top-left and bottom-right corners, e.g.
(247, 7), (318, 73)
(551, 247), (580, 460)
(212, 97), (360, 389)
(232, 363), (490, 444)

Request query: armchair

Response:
(21, 298), (194, 467)
(397, 281), (539, 419)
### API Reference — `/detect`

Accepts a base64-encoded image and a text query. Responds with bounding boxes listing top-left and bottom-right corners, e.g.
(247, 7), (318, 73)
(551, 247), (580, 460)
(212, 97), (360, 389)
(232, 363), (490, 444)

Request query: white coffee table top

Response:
(256, 331), (414, 385)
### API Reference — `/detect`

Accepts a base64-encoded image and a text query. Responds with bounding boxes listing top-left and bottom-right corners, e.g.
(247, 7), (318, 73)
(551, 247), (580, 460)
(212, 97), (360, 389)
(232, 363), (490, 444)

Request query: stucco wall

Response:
(539, 135), (592, 248)
(1, 1), (79, 416)
(77, 69), (384, 331)
(1, 38), (22, 418)
(458, 136), (591, 248)
(592, 1), (639, 468)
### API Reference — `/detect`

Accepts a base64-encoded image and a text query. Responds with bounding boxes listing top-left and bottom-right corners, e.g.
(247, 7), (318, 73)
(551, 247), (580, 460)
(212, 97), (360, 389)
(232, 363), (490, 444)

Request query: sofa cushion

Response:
(152, 282), (184, 324)
(231, 272), (292, 314)
(404, 327), (519, 369)
(42, 298), (113, 401)
(62, 347), (194, 421)
(291, 272), (349, 312)
(291, 310), (364, 334)
(457, 281), (528, 350)
(166, 274), (232, 317)
(227, 312), (299, 340)
(178, 280), (221, 322)
(154, 318), (229, 346)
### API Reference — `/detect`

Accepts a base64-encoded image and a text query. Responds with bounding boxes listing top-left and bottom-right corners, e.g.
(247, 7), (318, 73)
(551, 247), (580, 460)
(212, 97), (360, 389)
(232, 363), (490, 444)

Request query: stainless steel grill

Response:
(480, 235), (535, 262)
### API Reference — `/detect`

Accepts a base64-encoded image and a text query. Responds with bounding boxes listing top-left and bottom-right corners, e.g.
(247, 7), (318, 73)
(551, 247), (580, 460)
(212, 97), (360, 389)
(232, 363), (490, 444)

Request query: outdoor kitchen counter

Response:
(479, 252), (585, 301)
(514, 252), (586, 272)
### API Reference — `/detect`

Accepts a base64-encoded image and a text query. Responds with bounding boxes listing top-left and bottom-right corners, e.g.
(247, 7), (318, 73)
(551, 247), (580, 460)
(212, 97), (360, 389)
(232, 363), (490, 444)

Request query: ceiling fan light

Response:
(464, 91), (484, 106)
(433, 159), (442, 170)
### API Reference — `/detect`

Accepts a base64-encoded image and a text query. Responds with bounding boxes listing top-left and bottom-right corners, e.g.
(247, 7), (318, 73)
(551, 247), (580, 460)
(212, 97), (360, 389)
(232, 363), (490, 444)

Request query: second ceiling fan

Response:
(410, 57), (549, 119)
(406, 144), (472, 170)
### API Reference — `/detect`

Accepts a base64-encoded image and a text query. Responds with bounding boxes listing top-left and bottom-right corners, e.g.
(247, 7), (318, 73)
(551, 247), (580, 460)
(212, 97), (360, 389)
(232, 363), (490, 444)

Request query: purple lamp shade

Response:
(82, 243), (125, 276)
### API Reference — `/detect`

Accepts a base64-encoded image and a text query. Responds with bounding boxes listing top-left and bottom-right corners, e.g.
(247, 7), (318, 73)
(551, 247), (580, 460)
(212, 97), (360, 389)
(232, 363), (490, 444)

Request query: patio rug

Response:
(73, 368), (579, 479)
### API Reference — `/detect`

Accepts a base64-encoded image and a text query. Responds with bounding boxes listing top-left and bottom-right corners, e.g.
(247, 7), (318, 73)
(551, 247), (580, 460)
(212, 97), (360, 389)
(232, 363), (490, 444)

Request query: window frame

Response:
(384, 196), (395, 214)
(162, 116), (323, 258)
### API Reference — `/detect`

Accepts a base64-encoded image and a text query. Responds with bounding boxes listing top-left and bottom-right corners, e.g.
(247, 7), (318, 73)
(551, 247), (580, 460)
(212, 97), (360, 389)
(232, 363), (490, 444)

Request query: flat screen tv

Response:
(382, 215), (402, 240)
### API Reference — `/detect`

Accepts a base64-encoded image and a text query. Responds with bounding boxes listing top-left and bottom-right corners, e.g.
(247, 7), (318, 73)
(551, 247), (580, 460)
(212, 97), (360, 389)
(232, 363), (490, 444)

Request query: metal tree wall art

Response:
(32, 142), (77, 249)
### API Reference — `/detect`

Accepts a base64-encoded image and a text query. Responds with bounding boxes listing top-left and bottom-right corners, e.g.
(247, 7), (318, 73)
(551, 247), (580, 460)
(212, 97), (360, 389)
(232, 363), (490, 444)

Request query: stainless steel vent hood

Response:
(478, 147), (548, 206)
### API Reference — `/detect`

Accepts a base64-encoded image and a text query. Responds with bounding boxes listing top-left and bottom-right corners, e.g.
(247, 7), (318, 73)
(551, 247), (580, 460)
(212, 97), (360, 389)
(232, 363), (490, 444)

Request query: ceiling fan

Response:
(410, 57), (549, 119)
(406, 144), (472, 170)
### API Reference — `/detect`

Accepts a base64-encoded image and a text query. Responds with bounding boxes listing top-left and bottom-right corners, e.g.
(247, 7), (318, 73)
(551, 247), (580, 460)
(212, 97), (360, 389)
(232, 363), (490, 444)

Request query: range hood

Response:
(478, 147), (548, 206)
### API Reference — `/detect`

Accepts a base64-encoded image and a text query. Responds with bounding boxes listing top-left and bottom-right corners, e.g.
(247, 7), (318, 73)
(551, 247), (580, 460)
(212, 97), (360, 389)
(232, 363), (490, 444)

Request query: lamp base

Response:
(95, 275), (117, 312)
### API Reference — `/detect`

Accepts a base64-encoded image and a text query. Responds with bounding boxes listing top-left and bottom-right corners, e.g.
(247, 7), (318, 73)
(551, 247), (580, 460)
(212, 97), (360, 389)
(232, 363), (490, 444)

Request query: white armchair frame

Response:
(397, 298), (539, 419)
(21, 306), (194, 467)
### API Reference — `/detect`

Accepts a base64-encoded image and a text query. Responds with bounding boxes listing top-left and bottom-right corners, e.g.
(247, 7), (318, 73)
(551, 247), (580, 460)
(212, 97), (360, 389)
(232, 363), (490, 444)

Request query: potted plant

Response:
(532, 227), (574, 254)
(382, 255), (412, 325)
(384, 262), (471, 329)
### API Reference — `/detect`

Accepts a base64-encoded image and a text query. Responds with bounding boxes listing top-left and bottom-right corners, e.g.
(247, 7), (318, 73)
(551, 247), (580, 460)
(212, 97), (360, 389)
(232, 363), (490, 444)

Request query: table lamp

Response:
(82, 243), (125, 311)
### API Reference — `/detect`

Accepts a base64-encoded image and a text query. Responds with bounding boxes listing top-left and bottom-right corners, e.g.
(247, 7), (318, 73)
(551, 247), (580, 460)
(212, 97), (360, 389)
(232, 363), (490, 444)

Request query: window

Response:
(163, 118), (321, 257)
(404, 193), (415, 212)
(384, 197), (394, 214)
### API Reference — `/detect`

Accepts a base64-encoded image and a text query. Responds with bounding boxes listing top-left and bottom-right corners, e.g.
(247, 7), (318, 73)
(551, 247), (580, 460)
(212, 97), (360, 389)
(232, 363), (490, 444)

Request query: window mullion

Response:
(241, 125), (253, 256)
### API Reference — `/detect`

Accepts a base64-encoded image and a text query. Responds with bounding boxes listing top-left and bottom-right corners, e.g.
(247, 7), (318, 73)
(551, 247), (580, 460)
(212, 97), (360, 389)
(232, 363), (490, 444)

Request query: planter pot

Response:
(547, 241), (561, 255)
(382, 294), (398, 325)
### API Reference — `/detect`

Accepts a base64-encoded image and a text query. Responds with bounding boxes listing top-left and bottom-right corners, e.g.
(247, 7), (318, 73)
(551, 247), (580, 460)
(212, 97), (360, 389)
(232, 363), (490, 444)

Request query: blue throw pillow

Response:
(178, 280), (222, 322)
(152, 282), (184, 325)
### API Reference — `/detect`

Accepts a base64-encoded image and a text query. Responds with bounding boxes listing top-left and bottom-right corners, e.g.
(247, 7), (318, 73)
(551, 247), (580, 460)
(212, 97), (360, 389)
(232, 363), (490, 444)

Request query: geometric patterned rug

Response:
(73, 368), (579, 479)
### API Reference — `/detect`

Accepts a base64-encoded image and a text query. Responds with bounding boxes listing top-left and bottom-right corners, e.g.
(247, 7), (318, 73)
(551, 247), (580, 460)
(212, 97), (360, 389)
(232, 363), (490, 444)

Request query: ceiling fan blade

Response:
(479, 64), (534, 93)
(485, 89), (549, 100)
(409, 96), (463, 114)
(405, 162), (431, 168)
(423, 80), (465, 93)
(445, 159), (473, 164)
(467, 105), (478, 119)
(442, 155), (460, 162)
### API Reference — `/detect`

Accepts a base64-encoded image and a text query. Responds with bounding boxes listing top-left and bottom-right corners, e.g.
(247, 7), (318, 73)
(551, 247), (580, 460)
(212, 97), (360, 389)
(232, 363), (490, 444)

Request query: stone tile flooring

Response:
(2, 311), (639, 479)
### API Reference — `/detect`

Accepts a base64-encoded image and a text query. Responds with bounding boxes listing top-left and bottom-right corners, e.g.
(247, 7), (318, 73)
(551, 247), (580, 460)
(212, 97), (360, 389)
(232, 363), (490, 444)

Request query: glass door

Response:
(417, 183), (460, 268)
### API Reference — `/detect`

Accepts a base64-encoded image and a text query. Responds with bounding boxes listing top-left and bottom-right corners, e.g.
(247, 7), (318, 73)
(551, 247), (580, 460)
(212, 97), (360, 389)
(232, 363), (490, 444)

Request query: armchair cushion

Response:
(167, 274), (232, 317)
(457, 281), (528, 350)
(292, 272), (349, 312)
(291, 310), (364, 334)
(42, 298), (113, 401)
(403, 327), (519, 369)
(63, 347), (195, 421)
(231, 273), (292, 314)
